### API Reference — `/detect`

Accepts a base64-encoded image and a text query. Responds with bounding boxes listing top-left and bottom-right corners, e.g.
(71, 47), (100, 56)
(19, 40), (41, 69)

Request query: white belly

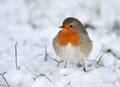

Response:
(56, 43), (86, 62)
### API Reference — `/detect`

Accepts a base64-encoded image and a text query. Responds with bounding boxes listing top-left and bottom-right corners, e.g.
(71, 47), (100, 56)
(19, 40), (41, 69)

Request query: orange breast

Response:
(58, 28), (83, 46)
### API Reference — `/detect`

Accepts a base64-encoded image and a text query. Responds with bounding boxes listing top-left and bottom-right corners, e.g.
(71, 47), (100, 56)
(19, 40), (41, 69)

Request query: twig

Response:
(0, 73), (9, 87)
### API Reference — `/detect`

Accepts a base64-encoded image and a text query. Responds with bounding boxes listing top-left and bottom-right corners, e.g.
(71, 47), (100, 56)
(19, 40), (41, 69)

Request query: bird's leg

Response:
(76, 61), (82, 68)
(64, 60), (67, 68)
(82, 59), (87, 72)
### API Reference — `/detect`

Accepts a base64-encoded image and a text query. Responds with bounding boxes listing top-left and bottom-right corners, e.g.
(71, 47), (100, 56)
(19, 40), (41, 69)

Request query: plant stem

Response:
(15, 41), (19, 70)
(0, 73), (9, 87)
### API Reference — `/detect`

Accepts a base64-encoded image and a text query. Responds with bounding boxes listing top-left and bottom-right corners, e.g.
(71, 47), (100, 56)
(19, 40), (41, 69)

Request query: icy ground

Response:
(0, 0), (120, 87)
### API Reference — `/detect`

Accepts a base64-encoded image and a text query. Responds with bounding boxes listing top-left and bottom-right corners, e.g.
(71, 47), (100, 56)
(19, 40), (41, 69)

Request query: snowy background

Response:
(0, 0), (120, 87)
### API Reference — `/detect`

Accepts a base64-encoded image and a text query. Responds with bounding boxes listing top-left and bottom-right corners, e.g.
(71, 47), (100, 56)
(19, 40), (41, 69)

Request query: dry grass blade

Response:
(0, 73), (9, 87)
(44, 45), (48, 61)
(24, 65), (52, 82)
(15, 42), (20, 70)
(95, 55), (104, 68)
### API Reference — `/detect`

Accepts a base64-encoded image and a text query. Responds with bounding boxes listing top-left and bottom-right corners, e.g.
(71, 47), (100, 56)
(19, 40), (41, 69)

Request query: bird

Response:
(53, 17), (93, 70)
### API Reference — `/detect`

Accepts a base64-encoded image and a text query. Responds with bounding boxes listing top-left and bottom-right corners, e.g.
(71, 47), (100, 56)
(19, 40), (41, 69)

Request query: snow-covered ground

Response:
(0, 0), (120, 87)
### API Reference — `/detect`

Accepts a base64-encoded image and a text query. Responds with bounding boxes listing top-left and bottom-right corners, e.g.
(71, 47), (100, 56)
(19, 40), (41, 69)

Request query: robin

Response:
(53, 17), (93, 70)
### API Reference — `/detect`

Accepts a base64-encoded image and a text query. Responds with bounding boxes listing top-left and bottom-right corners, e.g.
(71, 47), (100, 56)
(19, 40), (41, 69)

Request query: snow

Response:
(0, 0), (120, 87)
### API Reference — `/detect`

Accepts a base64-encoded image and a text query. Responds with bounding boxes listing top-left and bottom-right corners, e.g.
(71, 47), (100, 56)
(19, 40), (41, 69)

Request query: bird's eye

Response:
(70, 25), (73, 28)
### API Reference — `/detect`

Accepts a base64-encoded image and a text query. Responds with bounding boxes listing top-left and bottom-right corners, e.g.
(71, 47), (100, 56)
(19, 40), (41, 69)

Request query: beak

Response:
(59, 25), (64, 28)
